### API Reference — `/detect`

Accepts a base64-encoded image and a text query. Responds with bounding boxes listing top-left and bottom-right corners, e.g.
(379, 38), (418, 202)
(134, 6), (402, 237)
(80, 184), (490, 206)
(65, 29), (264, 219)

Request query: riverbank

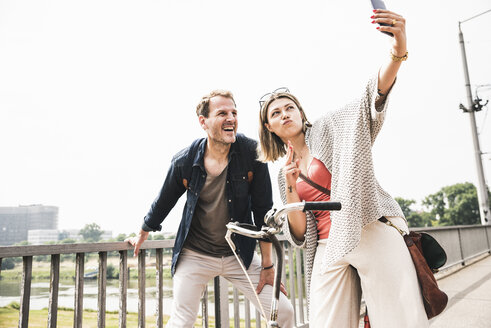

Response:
(0, 254), (172, 281)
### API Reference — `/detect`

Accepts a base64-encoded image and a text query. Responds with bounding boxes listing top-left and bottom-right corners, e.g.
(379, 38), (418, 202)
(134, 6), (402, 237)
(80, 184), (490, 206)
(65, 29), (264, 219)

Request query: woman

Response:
(258, 9), (429, 328)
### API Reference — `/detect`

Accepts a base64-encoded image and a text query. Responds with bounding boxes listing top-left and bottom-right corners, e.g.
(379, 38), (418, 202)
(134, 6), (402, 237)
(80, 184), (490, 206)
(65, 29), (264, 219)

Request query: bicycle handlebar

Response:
(225, 224), (269, 244)
(303, 201), (342, 211)
(225, 200), (341, 327)
(266, 201), (342, 230)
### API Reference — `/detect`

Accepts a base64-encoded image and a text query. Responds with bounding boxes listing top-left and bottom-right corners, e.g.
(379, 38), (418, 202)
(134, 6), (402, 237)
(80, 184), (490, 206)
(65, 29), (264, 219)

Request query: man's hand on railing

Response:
(125, 229), (149, 257)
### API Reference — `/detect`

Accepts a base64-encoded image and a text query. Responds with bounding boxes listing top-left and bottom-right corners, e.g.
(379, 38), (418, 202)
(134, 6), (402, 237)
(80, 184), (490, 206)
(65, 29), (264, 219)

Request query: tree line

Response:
(396, 182), (490, 227)
(77, 182), (490, 231)
(0, 224), (176, 270)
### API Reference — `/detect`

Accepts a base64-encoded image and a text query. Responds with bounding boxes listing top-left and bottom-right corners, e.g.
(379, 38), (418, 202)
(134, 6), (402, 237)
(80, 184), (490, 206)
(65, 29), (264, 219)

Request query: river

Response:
(0, 278), (178, 316)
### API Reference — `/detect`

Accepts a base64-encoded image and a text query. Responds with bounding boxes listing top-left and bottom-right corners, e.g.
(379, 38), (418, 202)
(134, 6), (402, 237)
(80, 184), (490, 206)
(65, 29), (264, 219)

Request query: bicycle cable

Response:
(225, 231), (268, 325)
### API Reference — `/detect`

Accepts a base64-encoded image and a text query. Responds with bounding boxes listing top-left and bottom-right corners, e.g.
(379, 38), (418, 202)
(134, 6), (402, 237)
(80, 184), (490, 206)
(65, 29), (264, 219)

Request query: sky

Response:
(1, 0), (491, 236)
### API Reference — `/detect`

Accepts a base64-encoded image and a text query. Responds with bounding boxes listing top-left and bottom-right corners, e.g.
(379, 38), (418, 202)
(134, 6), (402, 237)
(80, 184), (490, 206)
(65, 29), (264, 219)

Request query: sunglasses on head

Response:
(259, 87), (290, 107)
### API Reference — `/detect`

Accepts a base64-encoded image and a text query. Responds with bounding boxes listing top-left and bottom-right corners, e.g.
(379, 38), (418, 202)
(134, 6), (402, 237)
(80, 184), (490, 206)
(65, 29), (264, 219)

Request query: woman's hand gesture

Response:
(282, 141), (300, 194)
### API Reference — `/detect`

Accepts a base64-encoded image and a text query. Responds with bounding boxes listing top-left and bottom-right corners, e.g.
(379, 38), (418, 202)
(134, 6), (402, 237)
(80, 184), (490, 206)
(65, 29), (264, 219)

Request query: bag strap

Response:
(378, 216), (407, 236)
(298, 172), (331, 196)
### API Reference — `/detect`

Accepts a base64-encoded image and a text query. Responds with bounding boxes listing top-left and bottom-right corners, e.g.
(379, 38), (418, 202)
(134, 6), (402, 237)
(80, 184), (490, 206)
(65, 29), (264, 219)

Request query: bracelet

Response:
(262, 264), (274, 270)
(390, 51), (408, 62)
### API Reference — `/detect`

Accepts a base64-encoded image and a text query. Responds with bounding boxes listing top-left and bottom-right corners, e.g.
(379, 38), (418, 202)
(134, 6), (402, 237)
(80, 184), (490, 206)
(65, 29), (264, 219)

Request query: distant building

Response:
(0, 205), (58, 246)
(28, 229), (59, 245)
(101, 230), (112, 240)
(61, 229), (84, 242)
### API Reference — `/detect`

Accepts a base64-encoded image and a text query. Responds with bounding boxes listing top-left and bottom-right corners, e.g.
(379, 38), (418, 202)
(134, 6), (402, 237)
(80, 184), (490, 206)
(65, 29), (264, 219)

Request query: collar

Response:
(192, 136), (240, 171)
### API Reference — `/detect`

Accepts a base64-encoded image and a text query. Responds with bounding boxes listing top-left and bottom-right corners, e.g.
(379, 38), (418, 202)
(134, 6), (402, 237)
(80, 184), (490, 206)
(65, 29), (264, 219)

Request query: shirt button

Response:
(228, 199), (232, 203)
(195, 192), (197, 196)
(226, 181), (229, 184)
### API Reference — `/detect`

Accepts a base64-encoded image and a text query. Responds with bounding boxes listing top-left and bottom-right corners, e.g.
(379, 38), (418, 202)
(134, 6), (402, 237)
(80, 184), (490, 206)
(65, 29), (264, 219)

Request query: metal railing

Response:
(0, 241), (172, 328)
(0, 224), (490, 328)
(413, 224), (491, 270)
(0, 239), (307, 328)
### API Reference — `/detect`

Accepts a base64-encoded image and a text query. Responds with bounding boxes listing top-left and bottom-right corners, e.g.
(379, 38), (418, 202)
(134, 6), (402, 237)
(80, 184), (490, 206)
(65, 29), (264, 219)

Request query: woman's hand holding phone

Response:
(369, 0), (407, 59)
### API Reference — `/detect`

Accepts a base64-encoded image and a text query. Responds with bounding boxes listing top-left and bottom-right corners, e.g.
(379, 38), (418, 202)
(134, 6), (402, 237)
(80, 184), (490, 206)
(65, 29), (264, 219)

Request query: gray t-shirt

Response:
(183, 166), (233, 257)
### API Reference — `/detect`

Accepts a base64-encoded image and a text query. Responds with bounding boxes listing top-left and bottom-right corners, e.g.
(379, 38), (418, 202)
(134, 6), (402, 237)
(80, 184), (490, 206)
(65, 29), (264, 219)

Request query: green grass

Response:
(0, 305), (254, 328)
(0, 306), (164, 328)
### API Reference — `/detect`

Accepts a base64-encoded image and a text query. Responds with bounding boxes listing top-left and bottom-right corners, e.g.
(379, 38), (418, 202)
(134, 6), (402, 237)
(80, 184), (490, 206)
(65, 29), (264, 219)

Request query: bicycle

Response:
(225, 200), (342, 328)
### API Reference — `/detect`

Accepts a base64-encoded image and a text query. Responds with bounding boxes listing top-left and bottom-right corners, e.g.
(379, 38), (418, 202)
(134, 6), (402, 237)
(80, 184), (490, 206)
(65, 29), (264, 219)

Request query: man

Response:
(127, 90), (294, 327)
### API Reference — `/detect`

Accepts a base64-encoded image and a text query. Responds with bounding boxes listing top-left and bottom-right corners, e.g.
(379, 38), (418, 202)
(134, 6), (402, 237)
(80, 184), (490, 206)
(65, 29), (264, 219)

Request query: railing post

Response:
(485, 225), (491, 253)
(244, 297), (251, 328)
(214, 276), (221, 328)
(279, 244), (288, 327)
(256, 309), (261, 328)
(138, 249), (146, 328)
(303, 248), (309, 319)
(202, 284), (209, 328)
(233, 288), (240, 327)
(156, 248), (164, 328)
(457, 228), (466, 265)
(119, 250), (128, 328)
(287, 244), (297, 325)
(19, 256), (32, 328)
(0, 258), (2, 278)
(74, 253), (85, 328)
(214, 276), (229, 328)
(98, 252), (107, 328)
(48, 254), (60, 328)
(295, 248), (305, 323)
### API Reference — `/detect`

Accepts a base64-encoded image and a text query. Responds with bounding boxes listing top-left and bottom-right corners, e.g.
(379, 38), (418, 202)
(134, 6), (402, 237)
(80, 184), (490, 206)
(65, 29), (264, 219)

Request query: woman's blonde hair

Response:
(258, 92), (311, 162)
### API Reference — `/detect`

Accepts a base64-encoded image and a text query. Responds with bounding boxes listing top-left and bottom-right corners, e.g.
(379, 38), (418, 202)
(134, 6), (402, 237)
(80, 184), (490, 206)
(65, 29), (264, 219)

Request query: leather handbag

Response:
(379, 217), (448, 319)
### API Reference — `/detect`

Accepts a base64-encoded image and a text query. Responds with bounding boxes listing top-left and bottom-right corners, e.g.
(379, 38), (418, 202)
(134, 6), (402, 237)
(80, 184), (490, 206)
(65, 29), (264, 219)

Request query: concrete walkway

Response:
(430, 254), (491, 328)
(356, 255), (491, 328)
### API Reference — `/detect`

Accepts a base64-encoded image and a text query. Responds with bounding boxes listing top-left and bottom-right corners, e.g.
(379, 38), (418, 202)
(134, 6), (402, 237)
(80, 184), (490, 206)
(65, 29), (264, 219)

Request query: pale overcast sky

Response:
(1, 0), (490, 235)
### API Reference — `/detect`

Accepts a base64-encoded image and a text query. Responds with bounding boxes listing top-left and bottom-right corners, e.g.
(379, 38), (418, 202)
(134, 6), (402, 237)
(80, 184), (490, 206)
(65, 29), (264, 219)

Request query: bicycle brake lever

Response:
(225, 229), (236, 251)
(264, 208), (277, 228)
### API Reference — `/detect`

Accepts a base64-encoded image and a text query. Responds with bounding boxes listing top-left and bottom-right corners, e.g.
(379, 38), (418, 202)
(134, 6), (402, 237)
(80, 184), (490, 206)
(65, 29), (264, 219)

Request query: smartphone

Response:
(370, 0), (393, 37)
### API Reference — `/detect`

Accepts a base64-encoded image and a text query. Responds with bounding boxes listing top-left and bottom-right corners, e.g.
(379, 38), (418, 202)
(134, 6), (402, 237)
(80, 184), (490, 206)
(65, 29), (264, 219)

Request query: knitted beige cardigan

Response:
(279, 76), (404, 298)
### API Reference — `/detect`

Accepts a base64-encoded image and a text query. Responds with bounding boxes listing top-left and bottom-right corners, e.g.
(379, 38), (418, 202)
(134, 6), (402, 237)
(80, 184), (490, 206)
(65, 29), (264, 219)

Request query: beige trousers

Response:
(166, 248), (294, 328)
(310, 217), (429, 328)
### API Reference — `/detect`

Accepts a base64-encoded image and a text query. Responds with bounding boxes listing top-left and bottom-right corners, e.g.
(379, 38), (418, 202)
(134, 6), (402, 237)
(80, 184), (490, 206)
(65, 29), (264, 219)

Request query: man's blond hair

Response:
(196, 90), (236, 117)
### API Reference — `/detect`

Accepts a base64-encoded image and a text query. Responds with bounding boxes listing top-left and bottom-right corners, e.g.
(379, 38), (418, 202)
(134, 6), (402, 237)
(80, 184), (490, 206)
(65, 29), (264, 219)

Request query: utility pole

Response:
(458, 10), (491, 225)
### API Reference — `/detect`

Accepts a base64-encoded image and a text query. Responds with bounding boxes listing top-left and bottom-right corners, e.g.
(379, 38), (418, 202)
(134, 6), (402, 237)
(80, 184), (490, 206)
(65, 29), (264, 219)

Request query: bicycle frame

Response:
(225, 200), (341, 327)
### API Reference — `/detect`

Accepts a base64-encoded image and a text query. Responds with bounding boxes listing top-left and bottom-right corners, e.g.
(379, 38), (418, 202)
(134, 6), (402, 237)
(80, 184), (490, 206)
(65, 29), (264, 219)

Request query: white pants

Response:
(166, 248), (294, 328)
(310, 217), (429, 328)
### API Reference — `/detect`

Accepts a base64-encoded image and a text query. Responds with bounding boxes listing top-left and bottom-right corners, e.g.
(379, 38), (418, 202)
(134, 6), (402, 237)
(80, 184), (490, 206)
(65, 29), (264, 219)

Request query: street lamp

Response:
(458, 9), (491, 225)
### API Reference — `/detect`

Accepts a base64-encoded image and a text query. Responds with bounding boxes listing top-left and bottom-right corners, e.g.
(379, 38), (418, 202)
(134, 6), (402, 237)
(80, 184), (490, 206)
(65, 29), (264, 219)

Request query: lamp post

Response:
(458, 9), (491, 225)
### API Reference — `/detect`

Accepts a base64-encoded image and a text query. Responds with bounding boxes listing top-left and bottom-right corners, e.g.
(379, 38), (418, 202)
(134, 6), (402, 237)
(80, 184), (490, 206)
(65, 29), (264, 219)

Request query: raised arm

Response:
(372, 9), (407, 103)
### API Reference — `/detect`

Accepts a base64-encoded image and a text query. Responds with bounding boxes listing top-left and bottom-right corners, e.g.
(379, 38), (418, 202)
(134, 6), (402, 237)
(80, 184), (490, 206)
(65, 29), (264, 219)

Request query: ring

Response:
(392, 19), (397, 26)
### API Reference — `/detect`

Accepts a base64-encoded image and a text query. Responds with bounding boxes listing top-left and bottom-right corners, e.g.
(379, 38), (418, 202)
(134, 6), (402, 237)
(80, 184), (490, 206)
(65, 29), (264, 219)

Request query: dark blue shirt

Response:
(142, 134), (273, 276)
